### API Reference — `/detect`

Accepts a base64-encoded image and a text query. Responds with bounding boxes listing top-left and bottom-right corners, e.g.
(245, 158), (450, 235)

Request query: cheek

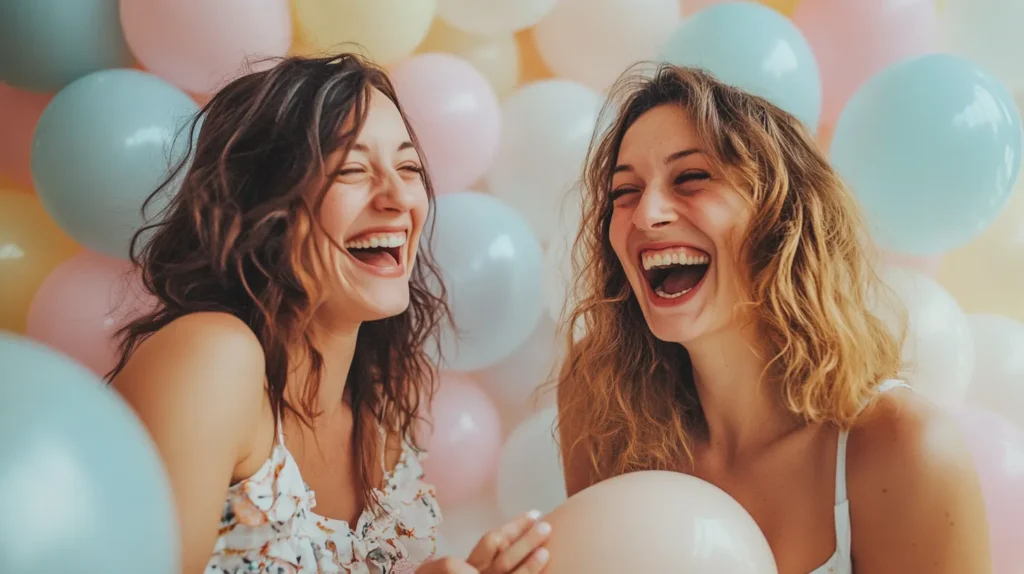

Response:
(319, 185), (355, 239)
(607, 211), (633, 266)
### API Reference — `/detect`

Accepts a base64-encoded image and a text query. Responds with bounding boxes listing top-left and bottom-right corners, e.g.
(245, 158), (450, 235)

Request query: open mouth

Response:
(640, 246), (710, 299)
(343, 230), (407, 269)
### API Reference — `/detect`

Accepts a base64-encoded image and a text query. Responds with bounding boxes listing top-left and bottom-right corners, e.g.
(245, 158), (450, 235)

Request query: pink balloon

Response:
(120, 0), (292, 94)
(0, 84), (52, 189)
(966, 314), (1024, 429)
(950, 406), (1024, 574)
(420, 373), (502, 506)
(793, 0), (940, 127)
(880, 249), (943, 276)
(26, 251), (155, 377)
(390, 53), (501, 194)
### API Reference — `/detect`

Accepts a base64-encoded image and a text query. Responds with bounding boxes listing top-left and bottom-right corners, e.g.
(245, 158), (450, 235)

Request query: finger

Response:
(509, 548), (551, 574)
(466, 509), (542, 568)
(485, 519), (552, 574)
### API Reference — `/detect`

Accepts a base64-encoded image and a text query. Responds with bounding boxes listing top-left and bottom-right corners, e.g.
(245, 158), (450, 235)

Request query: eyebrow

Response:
(349, 141), (416, 153)
(612, 148), (703, 174)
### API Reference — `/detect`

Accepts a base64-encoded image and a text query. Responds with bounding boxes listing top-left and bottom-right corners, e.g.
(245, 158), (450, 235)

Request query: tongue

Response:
(660, 265), (706, 294)
(351, 248), (398, 267)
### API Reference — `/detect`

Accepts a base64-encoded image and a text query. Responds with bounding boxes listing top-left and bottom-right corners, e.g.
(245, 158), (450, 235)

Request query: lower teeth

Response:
(655, 287), (691, 299)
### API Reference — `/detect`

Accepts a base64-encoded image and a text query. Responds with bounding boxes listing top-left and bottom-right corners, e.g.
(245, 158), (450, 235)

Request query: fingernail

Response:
(526, 509), (541, 520)
(536, 521), (552, 536)
(535, 548), (550, 563)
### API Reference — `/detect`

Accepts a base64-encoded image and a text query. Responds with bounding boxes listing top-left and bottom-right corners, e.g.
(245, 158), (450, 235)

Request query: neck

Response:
(685, 321), (800, 463)
(286, 318), (361, 416)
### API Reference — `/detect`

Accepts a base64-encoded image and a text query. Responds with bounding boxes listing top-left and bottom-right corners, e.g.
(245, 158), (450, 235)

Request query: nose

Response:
(632, 185), (678, 231)
(372, 168), (418, 212)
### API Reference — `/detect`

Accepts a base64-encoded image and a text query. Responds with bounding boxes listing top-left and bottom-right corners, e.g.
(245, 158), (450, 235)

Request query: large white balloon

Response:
(495, 407), (566, 520)
(486, 81), (602, 245)
(533, 0), (682, 90)
(878, 266), (975, 405)
(437, 0), (556, 35)
(943, 0), (1024, 92)
(965, 313), (1024, 428)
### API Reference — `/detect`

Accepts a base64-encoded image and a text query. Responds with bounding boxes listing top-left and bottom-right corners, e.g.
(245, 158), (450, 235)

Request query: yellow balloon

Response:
(515, 29), (555, 85)
(418, 20), (520, 98)
(759, 0), (801, 16)
(938, 185), (1024, 322)
(0, 189), (80, 333)
(292, 0), (437, 64)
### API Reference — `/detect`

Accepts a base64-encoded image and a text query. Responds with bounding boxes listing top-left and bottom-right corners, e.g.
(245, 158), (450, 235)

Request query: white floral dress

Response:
(204, 424), (442, 574)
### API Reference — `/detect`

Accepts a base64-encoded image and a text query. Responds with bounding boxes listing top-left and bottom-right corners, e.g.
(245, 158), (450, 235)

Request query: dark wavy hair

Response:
(108, 54), (450, 508)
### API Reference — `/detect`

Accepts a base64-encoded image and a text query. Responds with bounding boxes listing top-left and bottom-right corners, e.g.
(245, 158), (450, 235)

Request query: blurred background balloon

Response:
(0, 84), (52, 190)
(0, 0), (134, 92)
(878, 266), (975, 406)
(0, 333), (178, 574)
(430, 192), (545, 371)
(475, 315), (560, 421)
(682, 0), (803, 17)
(292, 0), (436, 64)
(120, 0), (292, 95)
(0, 189), (80, 333)
(486, 81), (602, 244)
(31, 68), (198, 259)
(950, 406), (1024, 574)
(515, 30), (556, 84)
(661, 1), (822, 131)
(437, 0), (557, 36)
(417, 20), (519, 98)
(26, 251), (154, 377)
(830, 54), (1023, 255)
(793, 0), (941, 131)
(964, 314), (1024, 429)
(436, 497), (506, 559)
(420, 373), (503, 507)
(495, 407), (566, 520)
(942, 0), (1024, 93)
(533, 0), (682, 91)
(543, 471), (778, 573)
(391, 53), (501, 194)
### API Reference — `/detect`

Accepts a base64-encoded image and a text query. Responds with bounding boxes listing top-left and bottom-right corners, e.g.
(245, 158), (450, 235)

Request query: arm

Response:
(111, 312), (267, 574)
(848, 392), (991, 573)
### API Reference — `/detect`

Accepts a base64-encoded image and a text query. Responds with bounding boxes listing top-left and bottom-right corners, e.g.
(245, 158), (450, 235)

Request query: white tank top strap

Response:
(275, 412), (286, 447)
(829, 379), (913, 566)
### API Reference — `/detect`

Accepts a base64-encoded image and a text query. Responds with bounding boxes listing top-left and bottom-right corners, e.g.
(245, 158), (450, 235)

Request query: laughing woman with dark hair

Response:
(109, 54), (551, 574)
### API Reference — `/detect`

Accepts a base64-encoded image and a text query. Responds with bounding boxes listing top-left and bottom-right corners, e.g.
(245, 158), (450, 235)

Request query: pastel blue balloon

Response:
(0, 0), (133, 92)
(427, 192), (545, 371)
(660, 1), (822, 131)
(0, 332), (178, 573)
(32, 68), (199, 259)
(830, 54), (1023, 255)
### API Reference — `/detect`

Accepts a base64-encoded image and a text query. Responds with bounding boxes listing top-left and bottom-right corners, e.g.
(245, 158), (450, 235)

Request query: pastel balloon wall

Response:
(1, 1), (1023, 572)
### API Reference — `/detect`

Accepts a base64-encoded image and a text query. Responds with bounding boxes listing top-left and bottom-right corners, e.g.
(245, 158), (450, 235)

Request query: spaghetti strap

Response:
(876, 379), (912, 394)
(834, 429), (850, 505)
(275, 413), (286, 447)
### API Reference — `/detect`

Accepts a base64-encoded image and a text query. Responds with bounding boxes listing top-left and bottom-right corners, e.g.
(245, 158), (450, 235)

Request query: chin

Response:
(360, 290), (411, 322)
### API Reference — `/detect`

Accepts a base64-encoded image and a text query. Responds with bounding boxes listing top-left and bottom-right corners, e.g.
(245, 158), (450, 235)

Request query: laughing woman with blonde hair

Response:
(556, 64), (990, 573)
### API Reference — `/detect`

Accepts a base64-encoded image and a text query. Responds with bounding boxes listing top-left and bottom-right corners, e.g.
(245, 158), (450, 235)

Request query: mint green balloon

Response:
(660, 1), (822, 132)
(0, 0), (133, 92)
(32, 68), (199, 259)
(0, 332), (179, 573)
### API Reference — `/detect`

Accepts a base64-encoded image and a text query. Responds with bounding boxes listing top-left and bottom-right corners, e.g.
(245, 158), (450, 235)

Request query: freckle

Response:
(881, 488), (888, 494)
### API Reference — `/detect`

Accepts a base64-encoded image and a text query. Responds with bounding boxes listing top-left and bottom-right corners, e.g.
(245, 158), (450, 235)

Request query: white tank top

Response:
(807, 379), (913, 574)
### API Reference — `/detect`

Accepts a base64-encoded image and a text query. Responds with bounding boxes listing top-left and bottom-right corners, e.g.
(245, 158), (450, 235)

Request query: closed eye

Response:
(610, 187), (640, 204)
(675, 171), (710, 185)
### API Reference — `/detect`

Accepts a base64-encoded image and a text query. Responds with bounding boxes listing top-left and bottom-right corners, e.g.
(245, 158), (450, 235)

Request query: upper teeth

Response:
(641, 249), (710, 270)
(344, 232), (407, 250)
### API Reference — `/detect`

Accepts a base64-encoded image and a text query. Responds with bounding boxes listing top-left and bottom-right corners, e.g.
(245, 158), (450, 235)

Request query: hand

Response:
(416, 510), (552, 574)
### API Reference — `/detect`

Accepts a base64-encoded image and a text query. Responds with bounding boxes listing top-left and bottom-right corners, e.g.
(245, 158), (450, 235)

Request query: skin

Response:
(113, 90), (550, 574)
(559, 103), (990, 573)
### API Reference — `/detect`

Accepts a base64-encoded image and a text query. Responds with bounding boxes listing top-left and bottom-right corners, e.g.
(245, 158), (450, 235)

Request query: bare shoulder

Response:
(846, 387), (990, 572)
(111, 311), (269, 465)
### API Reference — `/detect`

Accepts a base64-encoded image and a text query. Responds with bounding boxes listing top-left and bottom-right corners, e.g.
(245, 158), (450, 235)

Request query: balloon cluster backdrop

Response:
(2, 1), (1023, 573)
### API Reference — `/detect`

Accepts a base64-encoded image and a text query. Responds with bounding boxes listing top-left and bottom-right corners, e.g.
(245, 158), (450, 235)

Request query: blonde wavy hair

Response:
(556, 64), (906, 480)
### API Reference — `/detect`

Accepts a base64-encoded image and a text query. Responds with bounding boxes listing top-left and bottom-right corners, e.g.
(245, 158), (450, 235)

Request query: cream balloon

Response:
(943, 0), (1024, 92)
(495, 407), (566, 520)
(486, 81), (602, 244)
(437, 0), (556, 35)
(417, 20), (519, 98)
(544, 471), (778, 573)
(534, 0), (681, 90)
(292, 0), (435, 64)
(965, 314), (1024, 428)
(878, 266), (975, 406)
